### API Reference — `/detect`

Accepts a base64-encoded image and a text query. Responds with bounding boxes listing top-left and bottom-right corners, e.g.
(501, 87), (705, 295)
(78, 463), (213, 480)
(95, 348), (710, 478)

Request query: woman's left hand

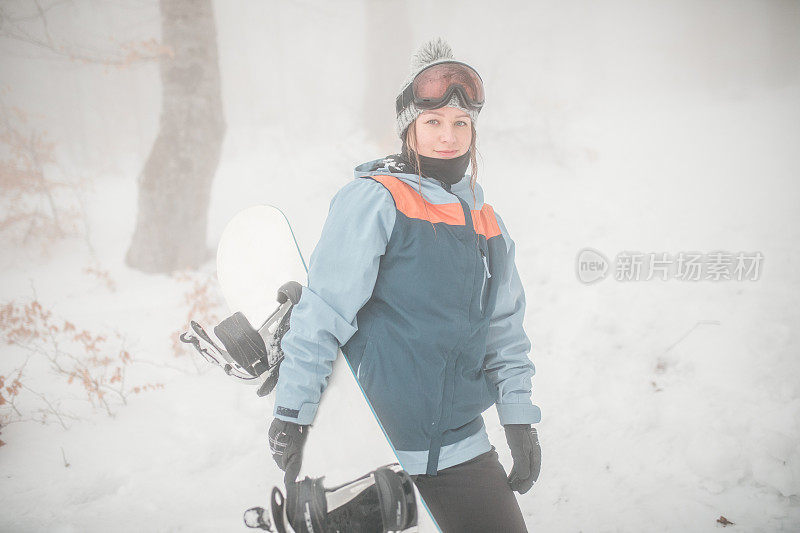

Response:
(503, 424), (541, 494)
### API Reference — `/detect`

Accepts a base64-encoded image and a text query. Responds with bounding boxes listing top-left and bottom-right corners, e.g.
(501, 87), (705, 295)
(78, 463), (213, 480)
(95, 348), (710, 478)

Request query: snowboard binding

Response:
(179, 280), (303, 397)
(244, 464), (418, 533)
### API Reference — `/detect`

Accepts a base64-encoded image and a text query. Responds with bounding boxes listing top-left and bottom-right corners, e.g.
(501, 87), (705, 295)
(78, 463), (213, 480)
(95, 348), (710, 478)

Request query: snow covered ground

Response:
(2, 1), (799, 532)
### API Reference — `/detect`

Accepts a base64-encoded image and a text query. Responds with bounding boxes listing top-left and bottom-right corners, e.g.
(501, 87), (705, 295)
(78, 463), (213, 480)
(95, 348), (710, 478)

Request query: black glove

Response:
(268, 418), (309, 483)
(504, 424), (541, 494)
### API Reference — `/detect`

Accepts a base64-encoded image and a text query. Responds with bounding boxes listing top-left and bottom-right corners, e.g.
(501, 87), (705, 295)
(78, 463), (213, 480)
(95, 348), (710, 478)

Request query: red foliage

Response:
(171, 272), (224, 359)
(0, 299), (164, 430)
(0, 99), (88, 247)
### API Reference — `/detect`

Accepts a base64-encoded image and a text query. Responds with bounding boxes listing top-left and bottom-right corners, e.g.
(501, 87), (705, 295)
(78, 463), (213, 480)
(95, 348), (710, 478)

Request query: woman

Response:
(268, 38), (542, 532)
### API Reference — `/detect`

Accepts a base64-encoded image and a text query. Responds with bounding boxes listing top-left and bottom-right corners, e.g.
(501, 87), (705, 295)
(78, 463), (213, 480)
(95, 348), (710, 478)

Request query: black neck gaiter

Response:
(401, 144), (470, 189)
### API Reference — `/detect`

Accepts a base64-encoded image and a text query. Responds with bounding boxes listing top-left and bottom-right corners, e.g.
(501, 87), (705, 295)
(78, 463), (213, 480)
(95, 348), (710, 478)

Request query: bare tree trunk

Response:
(126, 0), (225, 273)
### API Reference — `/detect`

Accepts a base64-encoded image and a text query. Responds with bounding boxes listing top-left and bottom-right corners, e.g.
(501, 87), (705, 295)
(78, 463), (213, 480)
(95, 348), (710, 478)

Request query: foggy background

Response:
(1, 0), (799, 531)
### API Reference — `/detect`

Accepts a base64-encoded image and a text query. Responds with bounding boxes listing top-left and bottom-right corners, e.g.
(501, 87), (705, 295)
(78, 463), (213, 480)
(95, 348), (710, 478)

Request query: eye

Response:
(426, 119), (439, 125)
(455, 120), (468, 127)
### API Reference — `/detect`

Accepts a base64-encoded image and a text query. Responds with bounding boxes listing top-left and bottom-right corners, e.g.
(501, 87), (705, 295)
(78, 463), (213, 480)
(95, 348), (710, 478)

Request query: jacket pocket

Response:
(450, 362), (494, 431)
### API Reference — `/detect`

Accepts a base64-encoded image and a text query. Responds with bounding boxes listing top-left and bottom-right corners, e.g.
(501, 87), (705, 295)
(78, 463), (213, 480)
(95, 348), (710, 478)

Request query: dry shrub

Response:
(83, 263), (117, 292)
(171, 271), (225, 360)
(0, 299), (164, 439)
(0, 98), (86, 247)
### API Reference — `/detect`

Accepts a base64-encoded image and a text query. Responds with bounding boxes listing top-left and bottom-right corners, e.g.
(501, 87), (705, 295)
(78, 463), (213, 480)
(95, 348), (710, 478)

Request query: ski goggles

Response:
(396, 60), (485, 115)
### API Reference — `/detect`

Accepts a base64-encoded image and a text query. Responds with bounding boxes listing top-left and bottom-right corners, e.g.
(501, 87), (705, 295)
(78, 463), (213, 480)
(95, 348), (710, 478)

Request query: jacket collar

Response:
(354, 155), (484, 209)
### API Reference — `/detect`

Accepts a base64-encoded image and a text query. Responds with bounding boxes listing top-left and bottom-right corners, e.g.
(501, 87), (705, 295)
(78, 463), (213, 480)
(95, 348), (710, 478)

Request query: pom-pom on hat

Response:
(396, 38), (482, 139)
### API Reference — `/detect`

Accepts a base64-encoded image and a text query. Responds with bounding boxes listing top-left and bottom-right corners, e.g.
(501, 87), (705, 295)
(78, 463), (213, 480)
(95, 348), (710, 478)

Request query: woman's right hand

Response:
(268, 418), (309, 483)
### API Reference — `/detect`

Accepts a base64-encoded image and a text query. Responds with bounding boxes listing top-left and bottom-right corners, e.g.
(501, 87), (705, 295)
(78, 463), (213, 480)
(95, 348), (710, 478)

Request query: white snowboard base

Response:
(216, 205), (440, 532)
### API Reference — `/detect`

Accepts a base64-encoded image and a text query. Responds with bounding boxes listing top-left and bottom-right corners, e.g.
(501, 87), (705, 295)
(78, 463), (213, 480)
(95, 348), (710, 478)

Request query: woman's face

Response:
(411, 107), (472, 159)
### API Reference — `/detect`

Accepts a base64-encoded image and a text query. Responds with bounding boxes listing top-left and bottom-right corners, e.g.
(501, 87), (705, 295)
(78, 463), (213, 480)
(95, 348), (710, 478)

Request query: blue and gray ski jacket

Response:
(273, 156), (541, 476)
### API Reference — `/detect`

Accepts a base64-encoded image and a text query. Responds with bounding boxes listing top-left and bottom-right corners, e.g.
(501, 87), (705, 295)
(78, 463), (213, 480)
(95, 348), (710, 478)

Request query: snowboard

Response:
(215, 205), (441, 532)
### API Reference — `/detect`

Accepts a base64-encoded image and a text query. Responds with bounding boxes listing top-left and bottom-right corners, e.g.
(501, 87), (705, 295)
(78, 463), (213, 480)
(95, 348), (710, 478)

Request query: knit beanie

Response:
(396, 38), (481, 139)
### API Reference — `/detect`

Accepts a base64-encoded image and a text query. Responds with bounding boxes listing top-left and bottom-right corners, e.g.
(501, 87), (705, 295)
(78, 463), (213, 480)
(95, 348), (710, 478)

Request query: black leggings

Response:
(411, 447), (528, 533)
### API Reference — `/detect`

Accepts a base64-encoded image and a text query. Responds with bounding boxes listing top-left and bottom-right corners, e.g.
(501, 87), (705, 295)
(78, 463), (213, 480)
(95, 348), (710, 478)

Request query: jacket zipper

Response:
(447, 186), (491, 314)
(479, 248), (490, 312)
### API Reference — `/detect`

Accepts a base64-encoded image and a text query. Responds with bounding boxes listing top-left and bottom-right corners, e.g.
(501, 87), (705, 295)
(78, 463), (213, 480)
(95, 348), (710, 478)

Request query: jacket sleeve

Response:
(483, 213), (542, 426)
(272, 178), (396, 425)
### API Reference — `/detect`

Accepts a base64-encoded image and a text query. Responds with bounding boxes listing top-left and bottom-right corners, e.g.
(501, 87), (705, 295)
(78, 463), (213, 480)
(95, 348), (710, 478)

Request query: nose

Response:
(439, 123), (456, 144)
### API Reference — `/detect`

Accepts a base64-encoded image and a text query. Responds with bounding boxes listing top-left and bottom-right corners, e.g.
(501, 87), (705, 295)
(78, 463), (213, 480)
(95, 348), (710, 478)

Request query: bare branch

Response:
(32, 0), (55, 49)
(0, 2), (164, 67)
(1, 0), (71, 23)
(20, 383), (71, 429)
